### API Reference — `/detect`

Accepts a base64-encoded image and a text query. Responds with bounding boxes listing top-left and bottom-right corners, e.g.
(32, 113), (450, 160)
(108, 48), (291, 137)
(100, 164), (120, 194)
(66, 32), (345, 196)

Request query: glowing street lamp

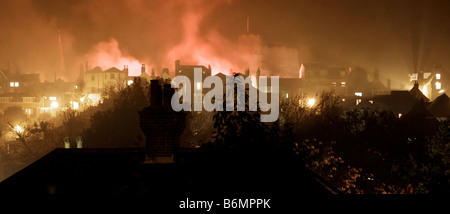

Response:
(14, 125), (24, 134)
(51, 101), (59, 108)
(307, 98), (316, 107)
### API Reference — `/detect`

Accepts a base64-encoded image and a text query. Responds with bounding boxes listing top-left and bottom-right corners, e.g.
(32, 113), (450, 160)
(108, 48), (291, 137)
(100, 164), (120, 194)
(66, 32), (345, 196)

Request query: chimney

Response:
(387, 78), (391, 90)
(139, 80), (186, 163)
(64, 137), (70, 149)
(245, 68), (250, 76)
(76, 136), (83, 149)
(123, 65), (129, 76)
(151, 68), (155, 78)
(150, 79), (162, 107)
(256, 67), (261, 88)
(141, 64), (146, 74)
(175, 60), (180, 75)
(163, 84), (174, 108)
(207, 65), (212, 76)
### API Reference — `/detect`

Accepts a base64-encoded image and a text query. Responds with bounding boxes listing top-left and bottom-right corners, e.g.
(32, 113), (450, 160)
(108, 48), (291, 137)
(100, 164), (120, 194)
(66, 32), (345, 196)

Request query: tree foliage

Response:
(82, 78), (149, 148)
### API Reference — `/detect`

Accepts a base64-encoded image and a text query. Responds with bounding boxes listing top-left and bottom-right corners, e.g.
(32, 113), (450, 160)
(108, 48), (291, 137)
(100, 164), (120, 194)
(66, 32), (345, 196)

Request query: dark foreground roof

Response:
(0, 148), (336, 198)
(427, 93), (450, 118)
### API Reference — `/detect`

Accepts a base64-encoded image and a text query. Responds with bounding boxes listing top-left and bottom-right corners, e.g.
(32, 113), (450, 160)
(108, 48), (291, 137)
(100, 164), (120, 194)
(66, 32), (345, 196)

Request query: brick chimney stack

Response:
(150, 80), (162, 107)
(141, 64), (146, 75)
(139, 80), (185, 163)
(163, 84), (174, 108)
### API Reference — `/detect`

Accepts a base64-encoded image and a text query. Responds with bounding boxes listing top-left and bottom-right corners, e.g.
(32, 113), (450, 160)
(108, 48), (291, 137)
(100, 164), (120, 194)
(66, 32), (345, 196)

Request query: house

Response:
(84, 66), (127, 105)
(84, 66), (127, 94)
(426, 93), (450, 120)
(174, 60), (212, 108)
(0, 79), (337, 197)
(409, 65), (448, 100)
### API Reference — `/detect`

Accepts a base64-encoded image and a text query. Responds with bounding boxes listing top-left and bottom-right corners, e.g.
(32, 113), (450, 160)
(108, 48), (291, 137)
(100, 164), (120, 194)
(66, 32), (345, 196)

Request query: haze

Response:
(1, 0), (449, 89)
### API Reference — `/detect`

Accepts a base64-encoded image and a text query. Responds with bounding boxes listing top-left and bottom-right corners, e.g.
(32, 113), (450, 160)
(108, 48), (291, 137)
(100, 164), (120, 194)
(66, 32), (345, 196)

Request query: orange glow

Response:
(165, 7), (245, 76)
(86, 39), (145, 76)
(299, 63), (305, 78)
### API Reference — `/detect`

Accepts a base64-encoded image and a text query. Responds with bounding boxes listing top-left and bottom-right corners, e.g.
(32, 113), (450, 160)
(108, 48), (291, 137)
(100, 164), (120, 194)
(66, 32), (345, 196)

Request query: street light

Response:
(51, 101), (59, 108)
(307, 98), (316, 107)
(14, 125), (24, 134)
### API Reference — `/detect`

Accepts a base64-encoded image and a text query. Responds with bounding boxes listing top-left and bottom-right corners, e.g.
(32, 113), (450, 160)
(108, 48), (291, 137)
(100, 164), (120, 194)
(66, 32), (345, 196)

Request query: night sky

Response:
(1, 0), (450, 88)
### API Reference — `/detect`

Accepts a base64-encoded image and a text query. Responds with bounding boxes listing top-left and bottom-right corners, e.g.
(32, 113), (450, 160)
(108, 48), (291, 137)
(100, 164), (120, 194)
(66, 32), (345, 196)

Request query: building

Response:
(409, 64), (448, 100)
(174, 60), (212, 108)
(84, 66), (127, 94)
(84, 66), (128, 105)
(0, 79), (337, 197)
(160, 68), (170, 81)
(426, 93), (450, 120)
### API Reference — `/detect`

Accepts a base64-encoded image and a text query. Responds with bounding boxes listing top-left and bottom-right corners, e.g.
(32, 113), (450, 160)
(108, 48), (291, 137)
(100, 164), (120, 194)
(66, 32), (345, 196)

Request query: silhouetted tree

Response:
(0, 121), (59, 181)
(82, 78), (149, 148)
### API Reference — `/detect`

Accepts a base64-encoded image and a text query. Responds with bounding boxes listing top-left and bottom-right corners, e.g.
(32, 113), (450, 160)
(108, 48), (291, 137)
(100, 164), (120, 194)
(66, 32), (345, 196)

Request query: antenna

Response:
(58, 28), (65, 76)
(246, 16), (249, 34)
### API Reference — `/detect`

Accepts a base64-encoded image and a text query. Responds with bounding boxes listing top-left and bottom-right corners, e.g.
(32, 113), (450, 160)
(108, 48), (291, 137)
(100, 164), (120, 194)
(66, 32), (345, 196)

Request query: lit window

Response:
(15, 82), (19, 87)
(436, 73), (441, 80)
(369, 100), (374, 104)
(436, 82), (441, 90)
(50, 101), (59, 108)
(14, 125), (24, 134)
(127, 80), (133, 86)
(398, 113), (402, 118)
(286, 93), (289, 99)
(49, 97), (57, 101)
(341, 82), (346, 87)
(71, 101), (79, 110)
(410, 73), (418, 82)
(10, 82), (14, 87)
(355, 92), (362, 97)
(356, 99), (362, 105)
(25, 108), (32, 115)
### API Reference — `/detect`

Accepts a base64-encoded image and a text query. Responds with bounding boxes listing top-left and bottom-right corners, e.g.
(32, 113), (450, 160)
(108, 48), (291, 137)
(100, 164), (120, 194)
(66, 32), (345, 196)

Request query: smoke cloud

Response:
(1, 0), (450, 88)
(84, 38), (142, 76)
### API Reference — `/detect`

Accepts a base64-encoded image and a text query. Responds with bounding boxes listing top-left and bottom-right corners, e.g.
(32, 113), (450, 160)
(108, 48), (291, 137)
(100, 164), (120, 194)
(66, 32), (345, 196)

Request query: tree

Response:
(206, 75), (279, 152)
(0, 106), (28, 133)
(194, 75), (320, 194)
(180, 111), (215, 148)
(0, 121), (59, 181)
(82, 78), (149, 148)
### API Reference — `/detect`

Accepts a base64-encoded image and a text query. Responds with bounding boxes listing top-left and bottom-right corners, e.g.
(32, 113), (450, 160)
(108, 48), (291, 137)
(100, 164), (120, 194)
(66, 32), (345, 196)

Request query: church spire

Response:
(58, 28), (66, 77)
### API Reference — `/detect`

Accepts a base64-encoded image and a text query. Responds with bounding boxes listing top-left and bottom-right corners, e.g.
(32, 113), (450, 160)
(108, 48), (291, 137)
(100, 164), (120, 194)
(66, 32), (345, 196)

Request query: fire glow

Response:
(85, 38), (143, 76)
(84, 1), (248, 77)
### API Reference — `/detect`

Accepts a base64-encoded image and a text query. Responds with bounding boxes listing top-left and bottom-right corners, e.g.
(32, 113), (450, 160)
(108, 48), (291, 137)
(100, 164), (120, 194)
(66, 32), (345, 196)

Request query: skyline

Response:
(1, 0), (450, 88)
